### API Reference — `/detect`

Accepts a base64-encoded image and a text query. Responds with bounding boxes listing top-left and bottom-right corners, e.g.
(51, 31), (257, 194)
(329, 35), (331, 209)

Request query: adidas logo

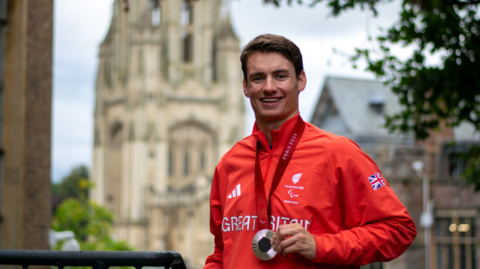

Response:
(227, 184), (241, 199)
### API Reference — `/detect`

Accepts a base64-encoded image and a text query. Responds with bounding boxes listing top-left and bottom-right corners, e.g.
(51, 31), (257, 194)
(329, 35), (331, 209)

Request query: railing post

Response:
(93, 260), (107, 269)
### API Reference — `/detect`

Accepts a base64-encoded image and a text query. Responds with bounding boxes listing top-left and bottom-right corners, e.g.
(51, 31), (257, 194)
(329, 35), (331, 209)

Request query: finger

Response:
(283, 232), (316, 260)
(274, 224), (303, 254)
(281, 242), (303, 258)
(276, 223), (304, 238)
(272, 231), (284, 251)
(271, 234), (277, 251)
(275, 236), (297, 257)
(276, 231), (314, 258)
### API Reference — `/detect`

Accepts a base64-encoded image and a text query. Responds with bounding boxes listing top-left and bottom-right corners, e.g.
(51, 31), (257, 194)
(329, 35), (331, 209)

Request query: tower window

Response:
(110, 123), (123, 149)
(183, 149), (190, 176)
(138, 49), (144, 74)
(104, 61), (112, 88)
(183, 33), (193, 63)
(200, 147), (206, 170)
(168, 146), (175, 176)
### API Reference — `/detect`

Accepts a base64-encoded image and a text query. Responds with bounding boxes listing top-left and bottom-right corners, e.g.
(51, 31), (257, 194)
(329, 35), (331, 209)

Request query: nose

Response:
(264, 76), (276, 94)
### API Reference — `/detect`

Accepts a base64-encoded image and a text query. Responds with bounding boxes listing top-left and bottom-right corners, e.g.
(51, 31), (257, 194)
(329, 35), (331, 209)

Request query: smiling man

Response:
(204, 34), (416, 269)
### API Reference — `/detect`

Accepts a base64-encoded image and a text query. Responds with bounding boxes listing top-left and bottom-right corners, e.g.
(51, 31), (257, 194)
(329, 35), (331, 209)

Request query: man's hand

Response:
(270, 223), (316, 260)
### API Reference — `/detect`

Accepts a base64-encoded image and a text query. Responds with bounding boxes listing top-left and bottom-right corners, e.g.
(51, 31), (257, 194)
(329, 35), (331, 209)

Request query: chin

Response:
(259, 113), (286, 122)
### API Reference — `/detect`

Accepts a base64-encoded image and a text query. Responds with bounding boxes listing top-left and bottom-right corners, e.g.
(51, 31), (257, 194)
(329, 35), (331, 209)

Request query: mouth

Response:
(261, 97), (283, 103)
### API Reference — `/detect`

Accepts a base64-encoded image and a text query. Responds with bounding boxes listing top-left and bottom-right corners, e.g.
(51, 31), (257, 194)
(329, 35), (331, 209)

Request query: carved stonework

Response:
(90, 1), (244, 268)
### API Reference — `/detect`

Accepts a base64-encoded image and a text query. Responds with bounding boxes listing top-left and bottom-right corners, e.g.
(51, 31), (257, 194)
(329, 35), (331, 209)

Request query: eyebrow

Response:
(247, 69), (291, 79)
(248, 72), (264, 79)
(272, 69), (290, 74)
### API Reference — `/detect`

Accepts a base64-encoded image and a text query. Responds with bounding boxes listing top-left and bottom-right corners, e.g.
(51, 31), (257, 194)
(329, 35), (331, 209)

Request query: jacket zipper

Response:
(263, 150), (273, 181)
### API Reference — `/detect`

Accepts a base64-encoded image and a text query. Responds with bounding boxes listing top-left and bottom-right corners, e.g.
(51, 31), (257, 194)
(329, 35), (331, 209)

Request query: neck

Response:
(255, 112), (299, 146)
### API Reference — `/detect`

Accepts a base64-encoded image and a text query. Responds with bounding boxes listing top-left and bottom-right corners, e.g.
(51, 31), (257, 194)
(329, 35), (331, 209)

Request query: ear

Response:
(297, 70), (307, 93)
(243, 78), (250, 98)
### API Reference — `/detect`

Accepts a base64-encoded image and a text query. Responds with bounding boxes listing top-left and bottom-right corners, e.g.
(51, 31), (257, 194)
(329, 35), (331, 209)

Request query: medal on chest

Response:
(252, 229), (276, 260)
(251, 116), (305, 261)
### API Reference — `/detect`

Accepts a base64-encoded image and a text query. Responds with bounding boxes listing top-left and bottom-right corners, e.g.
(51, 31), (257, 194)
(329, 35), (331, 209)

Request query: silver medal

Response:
(252, 229), (277, 260)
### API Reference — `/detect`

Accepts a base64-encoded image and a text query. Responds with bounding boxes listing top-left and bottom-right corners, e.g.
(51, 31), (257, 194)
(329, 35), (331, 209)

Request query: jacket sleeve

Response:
(203, 167), (224, 269)
(312, 137), (417, 265)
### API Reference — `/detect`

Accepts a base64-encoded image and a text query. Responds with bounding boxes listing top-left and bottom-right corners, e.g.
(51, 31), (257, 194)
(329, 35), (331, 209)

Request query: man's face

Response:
(243, 52), (306, 125)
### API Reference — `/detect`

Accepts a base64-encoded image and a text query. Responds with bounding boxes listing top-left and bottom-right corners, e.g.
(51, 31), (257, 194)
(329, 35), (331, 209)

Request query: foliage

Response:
(461, 145), (480, 191)
(52, 197), (133, 251)
(53, 165), (92, 199)
(52, 166), (132, 251)
(264, 0), (480, 186)
(265, 0), (480, 140)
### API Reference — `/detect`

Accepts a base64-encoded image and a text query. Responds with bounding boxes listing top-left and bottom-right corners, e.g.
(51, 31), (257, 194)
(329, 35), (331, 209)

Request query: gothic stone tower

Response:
(91, 0), (244, 267)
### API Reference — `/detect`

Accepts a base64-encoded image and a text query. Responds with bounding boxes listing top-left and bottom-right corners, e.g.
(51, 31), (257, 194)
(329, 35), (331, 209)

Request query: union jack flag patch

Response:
(368, 173), (385, 191)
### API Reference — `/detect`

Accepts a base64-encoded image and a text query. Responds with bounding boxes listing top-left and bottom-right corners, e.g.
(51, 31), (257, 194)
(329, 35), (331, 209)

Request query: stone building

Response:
(311, 76), (480, 269)
(0, 0), (53, 257)
(90, 0), (244, 267)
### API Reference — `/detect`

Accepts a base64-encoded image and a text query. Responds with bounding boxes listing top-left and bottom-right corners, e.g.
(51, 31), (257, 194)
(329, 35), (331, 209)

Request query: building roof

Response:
(311, 76), (480, 143)
(311, 76), (405, 141)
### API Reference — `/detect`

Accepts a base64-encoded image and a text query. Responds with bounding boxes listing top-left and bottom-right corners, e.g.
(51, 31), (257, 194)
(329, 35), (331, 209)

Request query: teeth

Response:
(262, 98), (280, 102)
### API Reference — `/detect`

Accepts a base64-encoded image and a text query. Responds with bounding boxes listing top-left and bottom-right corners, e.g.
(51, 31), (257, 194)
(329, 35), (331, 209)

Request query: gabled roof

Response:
(310, 76), (405, 141)
(311, 76), (480, 143)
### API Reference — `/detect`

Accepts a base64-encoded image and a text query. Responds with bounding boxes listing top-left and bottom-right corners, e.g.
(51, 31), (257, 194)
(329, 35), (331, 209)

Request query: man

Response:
(204, 34), (416, 269)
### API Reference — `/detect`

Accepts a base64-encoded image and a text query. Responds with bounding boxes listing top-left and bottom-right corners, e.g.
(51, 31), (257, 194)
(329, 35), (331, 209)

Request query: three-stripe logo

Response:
(227, 184), (241, 199)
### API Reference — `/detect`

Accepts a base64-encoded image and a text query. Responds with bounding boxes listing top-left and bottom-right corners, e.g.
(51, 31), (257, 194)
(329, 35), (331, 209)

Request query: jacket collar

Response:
(252, 114), (302, 153)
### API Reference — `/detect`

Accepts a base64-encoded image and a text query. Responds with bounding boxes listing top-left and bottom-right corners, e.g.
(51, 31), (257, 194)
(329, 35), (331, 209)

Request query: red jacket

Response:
(204, 115), (417, 269)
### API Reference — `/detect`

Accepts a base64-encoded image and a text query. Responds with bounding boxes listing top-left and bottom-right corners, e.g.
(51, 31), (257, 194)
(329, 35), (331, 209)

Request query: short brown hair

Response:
(240, 34), (304, 80)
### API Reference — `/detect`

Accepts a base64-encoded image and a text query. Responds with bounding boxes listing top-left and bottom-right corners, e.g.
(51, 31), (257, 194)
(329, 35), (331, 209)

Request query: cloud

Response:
(231, 0), (401, 42)
(52, 0), (402, 181)
(52, 0), (111, 182)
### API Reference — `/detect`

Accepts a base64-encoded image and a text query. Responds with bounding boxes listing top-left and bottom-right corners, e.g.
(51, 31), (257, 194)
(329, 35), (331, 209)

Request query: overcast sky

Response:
(52, 0), (402, 182)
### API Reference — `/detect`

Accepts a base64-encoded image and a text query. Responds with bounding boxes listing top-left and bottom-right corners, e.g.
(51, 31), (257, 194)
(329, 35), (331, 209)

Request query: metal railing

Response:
(0, 250), (187, 269)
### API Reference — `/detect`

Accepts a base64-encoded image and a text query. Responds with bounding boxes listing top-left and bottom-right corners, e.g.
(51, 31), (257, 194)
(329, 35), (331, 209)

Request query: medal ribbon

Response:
(255, 116), (305, 230)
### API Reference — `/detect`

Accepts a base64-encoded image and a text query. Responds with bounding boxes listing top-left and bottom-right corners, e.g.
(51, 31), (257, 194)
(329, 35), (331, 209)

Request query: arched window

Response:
(199, 147), (205, 170)
(183, 149), (190, 176)
(105, 122), (123, 216)
(181, 0), (193, 63)
(183, 33), (193, 63)
(138, 49), (144, 74)
(110, 123), (123, 149)
(104, 61), (112, 88)
(168, 146), (175, 176)
(168, 123), (216, 188)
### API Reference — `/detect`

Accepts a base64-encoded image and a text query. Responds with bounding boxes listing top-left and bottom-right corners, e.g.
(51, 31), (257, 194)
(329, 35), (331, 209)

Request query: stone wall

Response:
(1, 0), (53, 252)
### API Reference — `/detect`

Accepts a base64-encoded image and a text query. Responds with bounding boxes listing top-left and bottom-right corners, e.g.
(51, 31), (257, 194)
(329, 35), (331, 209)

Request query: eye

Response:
(250, 76), (264, 82)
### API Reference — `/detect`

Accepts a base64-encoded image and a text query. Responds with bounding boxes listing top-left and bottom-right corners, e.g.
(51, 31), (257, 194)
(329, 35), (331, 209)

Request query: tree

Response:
(264, 0), (480, 187)
(52, 198), (133, 251)
(53, 165), (91, 199)
(265, 0), (480, 138)
(52, 166), (133, 251)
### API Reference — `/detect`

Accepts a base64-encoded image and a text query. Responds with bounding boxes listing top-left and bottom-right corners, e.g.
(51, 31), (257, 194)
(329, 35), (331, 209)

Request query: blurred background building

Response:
(0, 0), (53, 258)
(0, 1), (476, 269)
(90, 0), (244, 267)
(311, 76), (480, 269)
(83, 1), (480, 269)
